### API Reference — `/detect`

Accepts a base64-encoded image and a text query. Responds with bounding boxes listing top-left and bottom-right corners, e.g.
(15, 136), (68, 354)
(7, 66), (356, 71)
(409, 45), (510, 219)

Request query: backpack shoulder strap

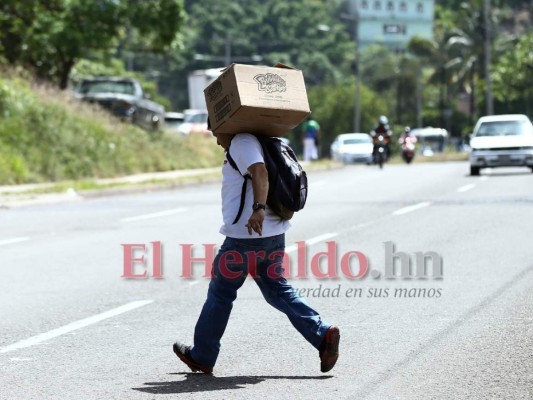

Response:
(226, 146), (251, 225)
(226, 147), (239, 172)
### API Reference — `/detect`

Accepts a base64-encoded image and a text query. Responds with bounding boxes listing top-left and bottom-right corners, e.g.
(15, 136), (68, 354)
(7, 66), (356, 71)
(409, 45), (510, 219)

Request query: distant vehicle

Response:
(400, 136), (416, 164)
(372, 134), (389, 169)
(74, 77), (165, 131)
(188, 68), (221, 110)
(164, 112), (185, 133)
(469, 114), (533, 176)
(177, 109), (209, 135)
(330, 133), (373, 164)
(410, 127), (448, 153)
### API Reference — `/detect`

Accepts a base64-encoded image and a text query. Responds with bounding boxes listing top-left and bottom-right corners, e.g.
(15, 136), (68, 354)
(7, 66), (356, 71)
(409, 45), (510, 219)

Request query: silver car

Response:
(469, 114), (533, 176)
(330, 133), (374, 164)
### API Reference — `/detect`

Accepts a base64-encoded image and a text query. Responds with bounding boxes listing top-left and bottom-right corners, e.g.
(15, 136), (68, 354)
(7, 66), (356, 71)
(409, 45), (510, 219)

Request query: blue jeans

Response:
(190, 234), (330, 368)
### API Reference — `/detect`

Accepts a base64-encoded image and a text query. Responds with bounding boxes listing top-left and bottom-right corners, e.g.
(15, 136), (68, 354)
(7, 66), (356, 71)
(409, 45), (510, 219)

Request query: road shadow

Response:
(465, 170), (532, 178)
(132, 372), (332, 395)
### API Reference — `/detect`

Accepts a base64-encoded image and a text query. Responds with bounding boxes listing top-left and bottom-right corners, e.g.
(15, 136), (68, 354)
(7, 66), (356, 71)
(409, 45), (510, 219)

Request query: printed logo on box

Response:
(206, 81), (223, 102)
(253, 73), (287, 94)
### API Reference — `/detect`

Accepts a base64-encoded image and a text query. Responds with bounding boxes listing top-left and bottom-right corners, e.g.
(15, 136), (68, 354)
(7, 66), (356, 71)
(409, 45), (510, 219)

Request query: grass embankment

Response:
(0, 72), (223, 185)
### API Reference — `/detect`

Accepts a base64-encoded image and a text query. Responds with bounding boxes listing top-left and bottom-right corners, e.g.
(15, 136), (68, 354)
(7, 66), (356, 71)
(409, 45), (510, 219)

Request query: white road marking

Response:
(121, 208), (187, 223)
(392, 202), (431, 216)
(348, 221), (376, 231)
(285, 232), (338, 254)
(0, 300), (153, 354)
(0, 237), (30, 247)
(188, 281), (200, 286)
(480, 176), (489, 182)
(457, 183), (476, 193)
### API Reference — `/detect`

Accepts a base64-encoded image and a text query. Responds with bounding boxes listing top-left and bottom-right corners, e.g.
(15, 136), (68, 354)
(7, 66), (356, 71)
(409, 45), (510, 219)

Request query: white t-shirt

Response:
(219, 133), (291, 239)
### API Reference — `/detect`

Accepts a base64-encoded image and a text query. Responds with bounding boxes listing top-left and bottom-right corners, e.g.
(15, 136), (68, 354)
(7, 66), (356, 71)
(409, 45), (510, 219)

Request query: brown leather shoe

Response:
(320, 326), (340, 373)
(173, 342), (213, 374)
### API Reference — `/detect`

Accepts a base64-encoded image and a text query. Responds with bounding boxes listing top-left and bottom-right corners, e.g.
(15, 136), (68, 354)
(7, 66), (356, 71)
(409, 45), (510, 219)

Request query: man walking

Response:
(173, 131), (340, 374)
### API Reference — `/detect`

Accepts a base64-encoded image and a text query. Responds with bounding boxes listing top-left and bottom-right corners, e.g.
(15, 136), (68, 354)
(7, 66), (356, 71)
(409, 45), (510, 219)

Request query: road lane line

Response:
(0, 300), (153, 354)
(121, 208), (187, 223)
(0, 237), (30, 247)
(457, 183), (476, 193)
(392, 202), (431, 216)
(348, 221), (377, 231)
(285, 232), (338, 254)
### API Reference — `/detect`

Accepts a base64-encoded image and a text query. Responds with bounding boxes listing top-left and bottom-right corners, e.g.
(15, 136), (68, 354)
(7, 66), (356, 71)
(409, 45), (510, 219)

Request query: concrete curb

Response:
(0, 162), (342, 209)
(0, 167), (221, 208)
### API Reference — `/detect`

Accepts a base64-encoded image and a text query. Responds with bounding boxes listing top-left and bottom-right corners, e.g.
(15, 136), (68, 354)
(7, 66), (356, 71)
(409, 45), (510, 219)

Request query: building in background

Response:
(348, 0), (434, 51)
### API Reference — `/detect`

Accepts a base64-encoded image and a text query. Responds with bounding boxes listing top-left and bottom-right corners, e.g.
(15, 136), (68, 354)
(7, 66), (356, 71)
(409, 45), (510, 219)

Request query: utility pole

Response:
(354, 38), (361, 133)
(484, 0), (494, 115)
(224, 32), (232, 66)
(341, 11), (361, 132)
(353, 9), (361, 133)
(416, 64), (423, 128)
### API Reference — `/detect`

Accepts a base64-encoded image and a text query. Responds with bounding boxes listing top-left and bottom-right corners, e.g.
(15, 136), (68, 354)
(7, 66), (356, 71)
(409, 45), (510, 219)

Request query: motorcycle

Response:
(401, 136), (416, 164)
(373, 135), (389, 169)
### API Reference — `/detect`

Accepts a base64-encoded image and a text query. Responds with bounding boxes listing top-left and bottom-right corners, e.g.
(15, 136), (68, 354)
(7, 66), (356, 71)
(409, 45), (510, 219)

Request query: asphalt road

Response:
(1, 161), (532, 400)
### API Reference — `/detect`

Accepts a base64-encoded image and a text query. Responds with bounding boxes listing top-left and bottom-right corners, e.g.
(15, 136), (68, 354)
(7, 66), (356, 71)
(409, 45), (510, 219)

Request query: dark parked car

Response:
(74, 77), (165, 131)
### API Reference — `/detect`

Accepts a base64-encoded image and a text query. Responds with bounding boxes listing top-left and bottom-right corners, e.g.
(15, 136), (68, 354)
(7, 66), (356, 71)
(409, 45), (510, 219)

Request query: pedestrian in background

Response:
(173, 129), (340, 375)
(301, 115), (321, 162)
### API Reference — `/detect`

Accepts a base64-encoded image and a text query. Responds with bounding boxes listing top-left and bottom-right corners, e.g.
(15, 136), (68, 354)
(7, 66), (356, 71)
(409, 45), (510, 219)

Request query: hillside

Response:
(0, 72), (223, 185)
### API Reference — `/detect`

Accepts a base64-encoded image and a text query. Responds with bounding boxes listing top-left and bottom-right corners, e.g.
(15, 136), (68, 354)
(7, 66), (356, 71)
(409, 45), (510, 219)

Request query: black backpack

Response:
(226, 136), (308, 224)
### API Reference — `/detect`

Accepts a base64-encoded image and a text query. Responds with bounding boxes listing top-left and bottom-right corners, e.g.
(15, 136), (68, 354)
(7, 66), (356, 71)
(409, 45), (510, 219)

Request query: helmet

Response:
(404, 126), (411, 133)
(378, 115), (388, 125)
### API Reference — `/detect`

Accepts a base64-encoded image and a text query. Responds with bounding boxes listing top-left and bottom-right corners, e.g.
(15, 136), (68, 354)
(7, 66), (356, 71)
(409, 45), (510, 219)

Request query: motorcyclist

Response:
(399, 126), (417, 145)
(370, 115), (392, 160)
(399, 126), (417, 163)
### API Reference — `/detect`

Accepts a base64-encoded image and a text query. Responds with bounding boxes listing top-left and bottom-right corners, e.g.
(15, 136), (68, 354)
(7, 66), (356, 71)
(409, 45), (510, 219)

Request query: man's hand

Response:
(246, 209), (265, 236)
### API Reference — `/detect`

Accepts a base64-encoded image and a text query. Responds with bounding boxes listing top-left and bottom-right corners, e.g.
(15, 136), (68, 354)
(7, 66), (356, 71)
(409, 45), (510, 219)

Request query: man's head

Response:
(212, 131), (234, 150)
(207, 117), (234, 149)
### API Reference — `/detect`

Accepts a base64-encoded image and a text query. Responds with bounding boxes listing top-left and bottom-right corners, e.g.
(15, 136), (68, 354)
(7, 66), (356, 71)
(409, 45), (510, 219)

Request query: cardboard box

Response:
(204, 63), (310, 136)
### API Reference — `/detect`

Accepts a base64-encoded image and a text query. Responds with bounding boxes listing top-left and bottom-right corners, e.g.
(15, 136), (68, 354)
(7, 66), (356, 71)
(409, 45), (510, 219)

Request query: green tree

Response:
(150, 0), (355, 110)
(408, 2), (494, 133)
(184, 0), (354, 84)
(493, 33), (533, 115)
(304, 79), (387, 155)
(0, 0), (186, 89)
(358, 45), (422, 128)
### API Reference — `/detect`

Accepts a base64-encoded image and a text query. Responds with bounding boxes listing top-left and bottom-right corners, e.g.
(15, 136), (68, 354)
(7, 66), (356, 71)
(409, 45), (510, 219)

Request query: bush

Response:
(0, 72), (223, 184)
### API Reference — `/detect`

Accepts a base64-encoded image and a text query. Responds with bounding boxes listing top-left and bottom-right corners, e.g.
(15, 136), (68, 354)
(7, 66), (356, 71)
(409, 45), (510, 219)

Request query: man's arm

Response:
(246, 162), (268, 236)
